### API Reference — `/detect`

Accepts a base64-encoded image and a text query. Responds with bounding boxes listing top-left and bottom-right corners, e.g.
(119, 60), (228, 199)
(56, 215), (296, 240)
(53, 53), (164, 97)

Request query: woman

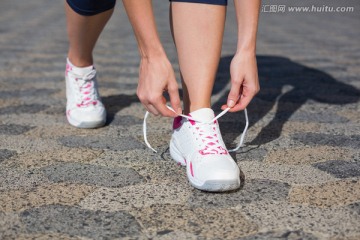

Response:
(64, 0), (260, 191)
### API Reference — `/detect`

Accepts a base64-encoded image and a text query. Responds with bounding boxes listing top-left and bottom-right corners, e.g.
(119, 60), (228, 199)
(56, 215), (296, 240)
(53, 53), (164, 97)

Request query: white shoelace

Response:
(143, 107), (249, 153)
(74, 70), (98, 107)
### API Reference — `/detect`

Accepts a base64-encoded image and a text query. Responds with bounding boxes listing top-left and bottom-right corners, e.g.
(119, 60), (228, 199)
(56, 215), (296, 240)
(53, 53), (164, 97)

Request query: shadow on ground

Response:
(213, 55), (360, 146)
(101, 55), (359, 146)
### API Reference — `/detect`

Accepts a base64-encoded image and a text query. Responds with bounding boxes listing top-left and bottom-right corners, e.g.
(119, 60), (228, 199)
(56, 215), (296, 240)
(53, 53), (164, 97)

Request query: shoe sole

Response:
(67, 115), (106, 129)
(170, 140), (240, 192)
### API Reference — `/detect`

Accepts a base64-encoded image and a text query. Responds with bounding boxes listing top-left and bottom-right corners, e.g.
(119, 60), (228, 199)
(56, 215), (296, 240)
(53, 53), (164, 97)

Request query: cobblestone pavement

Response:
(0, 0), (359, 239)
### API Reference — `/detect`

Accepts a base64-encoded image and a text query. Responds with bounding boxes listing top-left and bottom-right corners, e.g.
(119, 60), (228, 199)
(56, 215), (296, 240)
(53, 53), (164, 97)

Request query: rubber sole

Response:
(170, 140), (240, 192)
(67, 114), (106, 129)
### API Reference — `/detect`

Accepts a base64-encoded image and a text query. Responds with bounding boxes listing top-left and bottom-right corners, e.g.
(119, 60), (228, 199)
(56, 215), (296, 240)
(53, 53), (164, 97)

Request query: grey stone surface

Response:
(0, 168), (50, 191)
(0, 88), (58, 99)
(0, 104), (49, 115)
(288, 110), (350, 124)
(0, 211), (25, 239)
(41, 163), (144, 188)
(0, 124), (34, 135)
(235, 147), (268, 162)
(188, 179), (290, 208)
(238, 229), (319, 240)
(313, 160), (360, 178)
(59, 135), (145, 151)
(292, 133), (360, 149)
(236, 202), (360, 237)
(109, 115), (143, 126)
(347, 202), (360, 216)
(0, 149), (17, 162)
(20, 205), (142, 239)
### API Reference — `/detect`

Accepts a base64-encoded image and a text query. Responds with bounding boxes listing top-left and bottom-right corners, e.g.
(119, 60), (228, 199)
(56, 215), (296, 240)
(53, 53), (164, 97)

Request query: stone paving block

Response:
(134, 204), (258, 239)
(235, 146), (268, 162)
(1, 148), (103, 169)
(90, 149), (164, 167)
(188, 179), (290, 208)
(26, 125), (105, 138)
(238, 229), (319, 240)
(0, 183), (95, 212)
(0, 136), (62, 152)
(20, 205), (142, 239)
(133, 160), (189, 185)
(347, 202), (360, 216)
(292, 133), (360, 149)
(0, 148), (17, 162)
(80, 182), (191, 212)
(288, 110), (350, 124)
(59, 135), (145, 151)
(0, 124), (35, 135)
(0, 168), (50, 191)
(108, 115), (143, 126)
(89, 148), (190, 185)
(152, 231), (198, 240)
(240, 161), (335, 185)
(235, 202), (360, 238)
(338, 109), (360, 124)
(0, 88), (58, 99)
(0, 104), (49, 115)
(313, 160), (360, 179)
(41, 163), (144, 188)
(0, 113), (66, 128)
(0, 211), (26, 240)
(289, 179), (360, 208)
(14, 233), (83, 240)
(265, 146), (356, 165)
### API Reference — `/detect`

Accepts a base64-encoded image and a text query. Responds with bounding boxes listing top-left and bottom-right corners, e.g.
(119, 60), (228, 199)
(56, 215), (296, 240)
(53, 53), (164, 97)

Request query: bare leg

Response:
(170, 2), (226, 114)
(65, 1), (114, 67)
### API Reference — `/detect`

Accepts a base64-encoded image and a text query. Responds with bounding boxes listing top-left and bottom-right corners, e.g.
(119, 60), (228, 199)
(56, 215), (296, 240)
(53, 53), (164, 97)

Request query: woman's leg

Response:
(64, 0), (115, 128)
(170, 2), (226, 114)
(65, 1), (114, 67)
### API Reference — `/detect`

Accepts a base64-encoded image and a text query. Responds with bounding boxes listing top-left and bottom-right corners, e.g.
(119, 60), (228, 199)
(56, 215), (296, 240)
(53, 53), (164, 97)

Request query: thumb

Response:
(168, 84), (182, 115)
(227, 80), (241, 108)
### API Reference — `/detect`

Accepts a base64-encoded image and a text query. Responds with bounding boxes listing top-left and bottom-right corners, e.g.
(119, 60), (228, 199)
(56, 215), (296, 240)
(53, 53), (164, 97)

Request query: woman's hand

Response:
(222, 51), (260, 112)
(137, 55), (182, 117)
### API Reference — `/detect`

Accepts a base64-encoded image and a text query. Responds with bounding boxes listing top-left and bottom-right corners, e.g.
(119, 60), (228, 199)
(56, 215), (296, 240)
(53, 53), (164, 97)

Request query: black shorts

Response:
(170, 0), (227, 6)
(67, 0), (227, 16)
(66, 0), (116, 16)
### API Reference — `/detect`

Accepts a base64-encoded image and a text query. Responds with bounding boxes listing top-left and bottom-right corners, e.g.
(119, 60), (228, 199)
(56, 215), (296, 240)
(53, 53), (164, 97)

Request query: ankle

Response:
(67, 53), (93, 68)
(184, 104), (211, 115)
(67, 58), (94, 76)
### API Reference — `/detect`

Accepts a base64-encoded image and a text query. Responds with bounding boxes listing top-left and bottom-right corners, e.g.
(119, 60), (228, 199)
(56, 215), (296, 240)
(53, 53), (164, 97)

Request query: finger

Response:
(228, 94), (253, 112)
(152, 96), (178, 118)
(168, 84), (182, 114)
(145, 103), (160, 116)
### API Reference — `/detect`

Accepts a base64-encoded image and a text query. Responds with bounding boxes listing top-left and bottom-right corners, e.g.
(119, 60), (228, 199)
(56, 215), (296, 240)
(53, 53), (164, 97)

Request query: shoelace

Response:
(143, 107), (249, 153)
(74, 70), (98, 107)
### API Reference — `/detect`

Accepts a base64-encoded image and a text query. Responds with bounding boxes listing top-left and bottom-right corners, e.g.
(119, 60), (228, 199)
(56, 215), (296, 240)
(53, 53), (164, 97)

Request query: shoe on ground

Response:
(170, 108), (240, 192)
(65, 59), (106, 128)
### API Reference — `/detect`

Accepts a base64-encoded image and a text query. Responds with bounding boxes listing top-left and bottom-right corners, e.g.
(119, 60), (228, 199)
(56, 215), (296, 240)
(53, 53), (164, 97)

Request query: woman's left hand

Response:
(221, 51), (260, 112)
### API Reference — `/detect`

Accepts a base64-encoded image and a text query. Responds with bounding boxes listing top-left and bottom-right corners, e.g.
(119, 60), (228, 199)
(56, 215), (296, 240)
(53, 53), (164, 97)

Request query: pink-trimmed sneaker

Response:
(65, 59), (106, 128)
(169, 108), (240, 192)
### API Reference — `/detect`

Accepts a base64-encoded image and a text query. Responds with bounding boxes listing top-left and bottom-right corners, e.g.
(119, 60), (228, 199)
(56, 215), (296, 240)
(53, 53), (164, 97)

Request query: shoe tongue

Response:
(189, 108), (215, 122)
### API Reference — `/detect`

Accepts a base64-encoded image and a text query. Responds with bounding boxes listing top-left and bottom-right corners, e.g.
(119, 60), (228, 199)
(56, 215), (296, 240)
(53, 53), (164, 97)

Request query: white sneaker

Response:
(65, 59), (106, 128)
(169, 108), (240, 192)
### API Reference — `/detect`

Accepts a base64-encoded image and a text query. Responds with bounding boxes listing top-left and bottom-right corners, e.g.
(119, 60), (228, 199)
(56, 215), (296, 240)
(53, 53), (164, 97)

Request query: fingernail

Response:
(227, 100), (235, 107)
